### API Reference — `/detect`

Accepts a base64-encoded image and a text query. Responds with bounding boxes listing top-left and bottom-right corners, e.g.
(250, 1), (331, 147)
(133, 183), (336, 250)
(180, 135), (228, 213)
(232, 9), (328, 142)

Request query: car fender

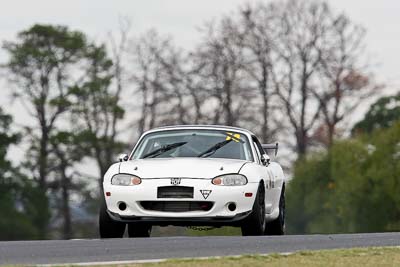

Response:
(103, 163), (120, 185)
(267, 162), (285, 216)
(239, 162), (267, 184)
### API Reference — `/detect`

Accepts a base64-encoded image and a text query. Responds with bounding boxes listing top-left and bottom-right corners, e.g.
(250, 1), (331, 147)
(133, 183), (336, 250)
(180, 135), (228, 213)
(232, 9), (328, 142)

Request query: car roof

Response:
(145, 125), (256, 137)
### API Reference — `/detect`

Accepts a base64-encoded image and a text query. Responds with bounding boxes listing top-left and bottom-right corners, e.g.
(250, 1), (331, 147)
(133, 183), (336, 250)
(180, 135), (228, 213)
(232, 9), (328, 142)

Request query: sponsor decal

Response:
(170, 178), (181, 185)
(225, 132), (241, 142)
(200, 190), (212, 199)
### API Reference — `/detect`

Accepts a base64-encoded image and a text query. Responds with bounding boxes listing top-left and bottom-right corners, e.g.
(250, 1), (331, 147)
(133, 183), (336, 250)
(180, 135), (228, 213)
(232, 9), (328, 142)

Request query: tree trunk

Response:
(260, 65), (269, 142)
(38, 126), (50, 238)
(223, 81), (234, 126)
(327, 122), (335, 147)
(60, 167), (72, 240)
(39, 127), (49, 188)
(296, 129), (308, 156)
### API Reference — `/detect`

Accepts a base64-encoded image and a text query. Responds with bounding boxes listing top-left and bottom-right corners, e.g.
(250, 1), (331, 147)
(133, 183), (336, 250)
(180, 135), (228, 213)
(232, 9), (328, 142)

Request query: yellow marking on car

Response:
(226, 132), (241, 142)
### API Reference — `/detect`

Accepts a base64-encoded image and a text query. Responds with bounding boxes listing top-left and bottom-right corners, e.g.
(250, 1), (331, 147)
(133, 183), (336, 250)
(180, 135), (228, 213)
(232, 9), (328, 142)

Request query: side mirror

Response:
(118, 153), (129, 162)
(261, 154), (270, 166)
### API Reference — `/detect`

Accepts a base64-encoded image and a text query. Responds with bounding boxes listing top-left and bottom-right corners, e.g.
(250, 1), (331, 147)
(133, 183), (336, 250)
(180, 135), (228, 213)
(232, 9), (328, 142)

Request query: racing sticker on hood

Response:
(200, 190), (212, 199)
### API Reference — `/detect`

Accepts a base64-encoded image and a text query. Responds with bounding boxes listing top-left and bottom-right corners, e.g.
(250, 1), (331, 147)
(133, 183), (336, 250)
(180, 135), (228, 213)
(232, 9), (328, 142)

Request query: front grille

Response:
(140, 201), (213, 212)
(157, 186), (194, 199)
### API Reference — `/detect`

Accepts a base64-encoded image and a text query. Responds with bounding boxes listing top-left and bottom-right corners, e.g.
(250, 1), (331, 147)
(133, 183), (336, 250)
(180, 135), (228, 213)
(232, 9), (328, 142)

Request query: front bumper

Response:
(107, 209), (252, 226)
(103, 178), (258, 226)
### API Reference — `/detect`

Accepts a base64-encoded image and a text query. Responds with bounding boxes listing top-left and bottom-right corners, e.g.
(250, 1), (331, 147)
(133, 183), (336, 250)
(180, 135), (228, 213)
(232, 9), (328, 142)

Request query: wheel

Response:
(99, 200), (126, 238)
(241, 183), (266, 236)
(127, 223), (152, 238)
(265, 186), (285, 235)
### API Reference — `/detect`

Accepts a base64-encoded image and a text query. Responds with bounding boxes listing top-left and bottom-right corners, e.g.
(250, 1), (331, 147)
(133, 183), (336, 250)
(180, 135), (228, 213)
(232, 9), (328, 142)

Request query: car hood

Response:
(119, 157), (249, 179)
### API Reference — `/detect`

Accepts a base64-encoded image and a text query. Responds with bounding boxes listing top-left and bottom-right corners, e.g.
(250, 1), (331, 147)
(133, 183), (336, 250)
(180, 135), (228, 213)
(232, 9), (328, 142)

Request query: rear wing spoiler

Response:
(262, 142), (279, 156)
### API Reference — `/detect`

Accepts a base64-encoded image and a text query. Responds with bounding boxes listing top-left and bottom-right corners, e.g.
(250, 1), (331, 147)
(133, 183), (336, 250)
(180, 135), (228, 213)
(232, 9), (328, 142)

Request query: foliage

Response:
(286, 153), (332, 233)
(287, 121), (400, 233)
(0, 108), (48, 240)
(2, 23), (88, 186)
(2, 24), (118, 239)
(353, 93), (400, 135)
(70, 42), (126, 181)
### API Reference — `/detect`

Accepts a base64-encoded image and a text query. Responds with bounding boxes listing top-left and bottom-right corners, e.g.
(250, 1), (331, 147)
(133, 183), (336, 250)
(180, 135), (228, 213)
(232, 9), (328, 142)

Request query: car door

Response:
(251, 136), (274, 214)
(254, 137), (284, 213)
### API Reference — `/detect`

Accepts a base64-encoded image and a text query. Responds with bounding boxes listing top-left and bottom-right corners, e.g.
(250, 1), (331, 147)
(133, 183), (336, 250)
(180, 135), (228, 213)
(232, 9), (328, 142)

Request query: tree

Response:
(286, 153), (332, 234)
(272, 0), (329, 155)
(3, 24), (88, 191)
(70, 43), (125, 185)
(192, 18), (251, 126)
(238, 3), (281, 142)
(130, 30), (191, 133)
(2, 24), (108, 238)
(2, 25), (89, 237)
(287, 121), (400, 234)
(352, 93), (400, 135)
(363, 121), (400, 231)
(0, 108), (48, 240)
(47, 131), (86, 239)
(313, 10), (377, 146)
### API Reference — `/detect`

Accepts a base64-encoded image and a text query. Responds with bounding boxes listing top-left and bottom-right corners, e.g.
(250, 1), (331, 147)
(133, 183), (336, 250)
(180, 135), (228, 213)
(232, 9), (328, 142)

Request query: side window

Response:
(252, 136), (265, 164)
(253, 136), (266, 156)
(253, 141), (262, 163)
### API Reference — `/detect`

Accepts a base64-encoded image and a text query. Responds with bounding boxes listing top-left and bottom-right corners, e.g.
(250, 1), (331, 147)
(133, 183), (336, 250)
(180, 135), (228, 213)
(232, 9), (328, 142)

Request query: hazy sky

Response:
(0, 0), (400, 89)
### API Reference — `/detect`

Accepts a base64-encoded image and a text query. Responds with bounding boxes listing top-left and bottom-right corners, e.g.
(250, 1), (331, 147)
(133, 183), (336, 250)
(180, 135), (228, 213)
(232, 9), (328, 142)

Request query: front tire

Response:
(99, 200), (126, 238)
(265, 187), (285, 235)
(127, 223), (152, 238)
(241, 183), (266, 236)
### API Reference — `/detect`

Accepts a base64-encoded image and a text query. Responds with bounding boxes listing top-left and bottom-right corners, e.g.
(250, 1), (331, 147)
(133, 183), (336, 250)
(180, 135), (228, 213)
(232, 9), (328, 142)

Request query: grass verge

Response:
(117, 246), (400, 267)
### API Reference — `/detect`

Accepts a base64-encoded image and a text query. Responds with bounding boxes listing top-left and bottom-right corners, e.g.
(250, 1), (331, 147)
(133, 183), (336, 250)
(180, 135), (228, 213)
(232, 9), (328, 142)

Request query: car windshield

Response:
(131, 129), (254, 161)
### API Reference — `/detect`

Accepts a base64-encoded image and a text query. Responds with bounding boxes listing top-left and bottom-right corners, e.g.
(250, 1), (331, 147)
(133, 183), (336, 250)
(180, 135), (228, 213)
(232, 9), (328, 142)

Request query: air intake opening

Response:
(140, 201), (213, 212)
(118, 202), (127, 211)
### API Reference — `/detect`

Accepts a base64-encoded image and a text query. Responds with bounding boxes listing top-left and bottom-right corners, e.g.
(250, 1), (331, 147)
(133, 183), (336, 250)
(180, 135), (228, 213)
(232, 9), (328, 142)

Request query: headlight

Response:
(111, 174), (141, 186)
(212, 174), (247, 186)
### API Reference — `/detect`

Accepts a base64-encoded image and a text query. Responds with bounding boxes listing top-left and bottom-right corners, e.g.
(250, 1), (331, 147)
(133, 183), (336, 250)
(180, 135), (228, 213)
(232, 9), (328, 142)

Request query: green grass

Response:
(7, 246), (398, 267)
(115, 246), (400, 267)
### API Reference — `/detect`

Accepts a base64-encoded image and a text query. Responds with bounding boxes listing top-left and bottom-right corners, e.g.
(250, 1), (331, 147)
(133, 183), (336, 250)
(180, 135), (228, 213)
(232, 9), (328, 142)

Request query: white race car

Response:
(99, 125), (286, 238)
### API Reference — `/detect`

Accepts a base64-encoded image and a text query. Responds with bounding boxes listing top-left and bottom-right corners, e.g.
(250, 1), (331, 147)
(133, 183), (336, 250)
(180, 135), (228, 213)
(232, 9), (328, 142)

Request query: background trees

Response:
(70, 43), (125, 184)
(287, 119), (400, 234)
(352, 93), (400, 135)
(238, 3), (280, 142)
(0, 108), (47, 240)
(192, 18), (250, 127)
(3, 25), (87, 190)
(130, 30), (190, 132)
(2, 24), (88, 237)
(2, 24), (125, 239)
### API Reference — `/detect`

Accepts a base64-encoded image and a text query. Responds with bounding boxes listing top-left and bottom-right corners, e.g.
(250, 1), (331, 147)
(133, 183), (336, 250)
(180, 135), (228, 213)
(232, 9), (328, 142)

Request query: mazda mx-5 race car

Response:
(99, 125), (286, 238)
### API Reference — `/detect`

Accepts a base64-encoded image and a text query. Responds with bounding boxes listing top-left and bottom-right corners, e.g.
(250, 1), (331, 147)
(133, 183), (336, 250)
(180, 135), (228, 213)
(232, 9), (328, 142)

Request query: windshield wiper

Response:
(142, 142), (187, 158)
(197, 139), (232, 158)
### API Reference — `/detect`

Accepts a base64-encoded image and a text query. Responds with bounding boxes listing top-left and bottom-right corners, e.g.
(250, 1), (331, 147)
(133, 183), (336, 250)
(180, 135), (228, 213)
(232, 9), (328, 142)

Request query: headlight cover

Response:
(111, 174), (141, 186)
(212, 174), (247, 186)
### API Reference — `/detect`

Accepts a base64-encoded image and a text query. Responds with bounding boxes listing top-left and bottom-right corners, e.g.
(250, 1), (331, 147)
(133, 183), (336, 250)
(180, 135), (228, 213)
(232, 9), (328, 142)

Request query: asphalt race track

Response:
(0, 233), (399, 265)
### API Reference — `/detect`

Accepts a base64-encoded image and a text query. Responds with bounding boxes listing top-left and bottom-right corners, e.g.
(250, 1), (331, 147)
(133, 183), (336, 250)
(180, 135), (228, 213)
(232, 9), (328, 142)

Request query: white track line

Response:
(38, 258), (166, 266)
(36, 252), (297, 266)
(35, 246), (400, 266)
